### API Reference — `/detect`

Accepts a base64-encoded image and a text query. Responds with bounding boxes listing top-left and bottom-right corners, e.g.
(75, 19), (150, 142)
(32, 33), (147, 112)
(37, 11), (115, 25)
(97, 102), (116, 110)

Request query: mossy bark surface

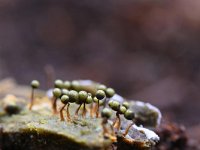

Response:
(0, 103), (112, 150)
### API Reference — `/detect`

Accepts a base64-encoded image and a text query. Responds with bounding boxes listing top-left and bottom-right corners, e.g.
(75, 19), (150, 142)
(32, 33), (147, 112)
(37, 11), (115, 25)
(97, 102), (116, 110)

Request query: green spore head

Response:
(53, 88), (62, 98)
(63, 81), (71, 89)
(31, 80), (40, 89)
(97, 84), (107, 91)
(71, 80), (80, 91)
(93, 96), (104, 105)
(62, 89), (69, 96)
(124, 109), (135, 120)
(99, 99), (105, 106)
(108, 100), (112, 106)
(93, 97), (98, 103)
(68, 90), (79, 103)
(62, 89), (69, 95)
(54, 79), (64, 88)
(108, 100), (120, 111)
(85, 94), (93, 104)
(61, 95), (69, 104)
(122, 101), (129, 109)
(119, 106), (127, 114)
(105, 88), (115, 98)
(96, 90), (106, 100)
(78, 91), (88, 103)
(101, 108), (112, 119)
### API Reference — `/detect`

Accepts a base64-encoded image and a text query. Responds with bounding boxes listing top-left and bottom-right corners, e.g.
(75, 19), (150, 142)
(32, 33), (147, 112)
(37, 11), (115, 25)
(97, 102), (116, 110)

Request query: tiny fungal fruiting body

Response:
(123, 109), (135, 136)
(60, 95), (69, 121)
(101, 108), (112, 137)
(63, 80), (71, 89)
(95, 90), (106, 118)
(78, 91), (88, 117)
(52, 88), (62, 114)
(108, 100), (127, 131)
(67, 90), (79, 121)
(29, 80), (40, 110)
(54, 79), (64, 89)
(85, 93), (93, 117)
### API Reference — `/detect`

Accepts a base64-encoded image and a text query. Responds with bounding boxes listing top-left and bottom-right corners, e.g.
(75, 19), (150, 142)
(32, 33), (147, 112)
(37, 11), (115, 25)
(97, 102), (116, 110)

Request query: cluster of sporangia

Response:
(29, 80), (135, 137)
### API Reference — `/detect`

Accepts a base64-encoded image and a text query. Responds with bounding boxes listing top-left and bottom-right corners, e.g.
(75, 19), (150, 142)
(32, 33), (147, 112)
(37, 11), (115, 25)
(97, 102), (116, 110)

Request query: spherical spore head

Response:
(53, 88), (62, 98)
(105, 88), (115, 98)
(108, 100), (113, 106)
(101, 108), (112, 119)
(93, 97), (98, 103)
(62, 89), (69, 96)
(96, 90), (106, 100)
(31, 80), (40, 89)
(63, 81), (71, 89)
(68, 90), (79, 103)
(99, 99), (105, 106)
(119, 106), (127, 114)
(124, 110), (135, 120)
(54, 79), (64, 88)
(108, 100), (120, 111)
(122, 101), (129, 109)
(71, 80), (80, 91)
(79, 91), (88, 102)
(86, 95), (93, 104)
(97, 84), (107, 91)
(61, 95), (69, 104)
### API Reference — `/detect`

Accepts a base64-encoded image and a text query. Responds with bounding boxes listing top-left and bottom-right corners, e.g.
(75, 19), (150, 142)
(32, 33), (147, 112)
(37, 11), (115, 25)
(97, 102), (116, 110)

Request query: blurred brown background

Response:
(0, 0), (200, 130)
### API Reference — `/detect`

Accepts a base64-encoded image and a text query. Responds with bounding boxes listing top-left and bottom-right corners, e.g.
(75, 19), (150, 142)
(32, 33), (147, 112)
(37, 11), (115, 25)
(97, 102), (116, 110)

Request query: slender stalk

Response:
(123, 122), (134, 136)
(96, 100), (100, 118)
(112, 118), (117, 127)
(90, 102), (93, 118)
(102, 118), (109, 136)
(112, 112), (118, 126)
(74, 104), (82, 118)
(113, 112), (121, 131)
(60, 104), (67, 121)
(109, 124), (115, 136)
(93, 103), (98, 116)
(116, 113), (121, 131)
(66, 103), (71, 122)
(82, 103), (86, 117)
(29, 88), (34, 110)
(52, 97), (57, 114)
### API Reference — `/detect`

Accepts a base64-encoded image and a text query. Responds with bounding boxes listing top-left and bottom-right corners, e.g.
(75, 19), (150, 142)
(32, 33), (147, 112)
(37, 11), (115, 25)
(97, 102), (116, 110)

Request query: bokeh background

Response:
(0, 0), (200, 136)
